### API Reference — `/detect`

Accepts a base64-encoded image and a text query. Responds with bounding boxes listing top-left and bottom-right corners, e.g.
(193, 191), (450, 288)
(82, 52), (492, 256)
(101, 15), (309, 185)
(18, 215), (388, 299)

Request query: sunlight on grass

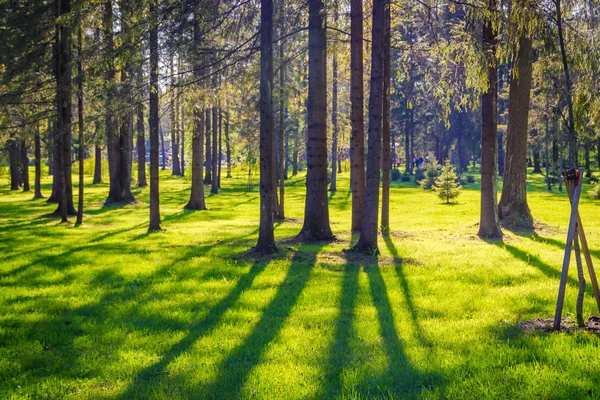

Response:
(1, 168), (600, 399)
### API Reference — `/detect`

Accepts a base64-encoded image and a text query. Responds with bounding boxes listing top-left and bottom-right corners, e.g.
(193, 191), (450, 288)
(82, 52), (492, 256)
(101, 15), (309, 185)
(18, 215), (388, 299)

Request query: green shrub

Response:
(434, 160), (461, 203)
(419, 158), (441, 189)
(401, 173), (411, 182)
(414, 169), (425, 183)
(391, 169), (401, 182)
(589, 184), (600, 200)
(466, 175), (475, 184)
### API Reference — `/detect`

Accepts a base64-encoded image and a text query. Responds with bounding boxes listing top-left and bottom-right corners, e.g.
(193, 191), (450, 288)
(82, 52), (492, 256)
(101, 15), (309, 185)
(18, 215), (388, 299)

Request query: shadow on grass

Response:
(384, 236), (432, 348)
(117, 257), (271, 399)
(195, 244), (323, 398)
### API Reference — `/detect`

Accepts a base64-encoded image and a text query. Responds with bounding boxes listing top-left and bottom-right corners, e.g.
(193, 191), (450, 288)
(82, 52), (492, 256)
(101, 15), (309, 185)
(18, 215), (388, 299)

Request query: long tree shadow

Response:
(117, 257), (271, 399)
(365, 261), (442, 397)
(317, 255), (360, 399)
(198, 244), (323, 398)
(383, 236), (431, 347)
(530, 233), (600, 261)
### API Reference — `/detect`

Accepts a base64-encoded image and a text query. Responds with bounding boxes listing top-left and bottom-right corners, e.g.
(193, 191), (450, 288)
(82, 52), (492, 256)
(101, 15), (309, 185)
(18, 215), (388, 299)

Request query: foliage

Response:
(391, 168), (402, 182)
(419, 157), (441, 190)
(434, 160), (462, 203)
(589, 184), (600, 200)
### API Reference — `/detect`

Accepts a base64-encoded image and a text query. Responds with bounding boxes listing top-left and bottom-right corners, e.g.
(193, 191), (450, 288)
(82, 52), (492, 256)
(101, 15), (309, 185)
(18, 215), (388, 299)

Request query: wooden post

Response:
(565, 178), (600, 314)
(553, 168), (584, 330)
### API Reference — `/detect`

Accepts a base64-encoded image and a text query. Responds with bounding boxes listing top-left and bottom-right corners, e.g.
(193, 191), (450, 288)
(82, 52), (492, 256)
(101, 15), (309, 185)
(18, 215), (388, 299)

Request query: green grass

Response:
(1, 166), (600, 399)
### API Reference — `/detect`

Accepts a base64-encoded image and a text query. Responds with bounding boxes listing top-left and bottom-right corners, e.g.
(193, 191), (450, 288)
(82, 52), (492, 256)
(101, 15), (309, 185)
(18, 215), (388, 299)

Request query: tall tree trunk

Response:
(204, 108), (212, 183)
(211, 106), (219, 194)
(556, 0), (577, 166)
(478, 0), (502, 238)
(404, 107), (411, 174)
(350, 0), (365, 233)
(181, 102), (185, 176)
(597, 137), (600, 170)
(148, 0), (161, 231)
(186, 16), (207, 210)
(34, 126), (43, 198)
(277, 0), (286, 217)
(93, 145), (102, 183)
(136, 100), (147, 186)
(545, 117), (551, 191)
(225, 111), (232, 178)
(218, 108), (222, 187)
(160, 124), (166, 170)
(297, 0), (334, 241)
(171, 56), (181, 176)
(354, 0), (385, 253)
(55, 0), (74, 221)
(104, 0), (120, 202)
(498, 20), (533, 229)
(584, 142), (591, 176)
(9, 135), (21, 191)
(329, 2), (338, 193)
(256, 0), (276, 253)
(76, 23), (84, 226)
(21, 140), (30, 192)
(380, 0), (391, 234)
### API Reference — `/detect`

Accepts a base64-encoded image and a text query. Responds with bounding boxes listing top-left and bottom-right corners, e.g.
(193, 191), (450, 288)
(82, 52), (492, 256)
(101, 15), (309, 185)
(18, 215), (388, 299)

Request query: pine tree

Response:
(434, 160), (461, 204)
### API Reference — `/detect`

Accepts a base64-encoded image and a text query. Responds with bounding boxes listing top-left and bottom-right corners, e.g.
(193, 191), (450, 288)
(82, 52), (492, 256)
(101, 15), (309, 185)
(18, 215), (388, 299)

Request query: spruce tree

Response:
(434, 160), (461, 204)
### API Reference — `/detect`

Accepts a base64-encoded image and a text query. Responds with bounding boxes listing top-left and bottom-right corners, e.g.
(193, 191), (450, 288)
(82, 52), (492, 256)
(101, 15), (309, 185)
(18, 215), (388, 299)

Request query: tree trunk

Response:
(478, 0), (502, 238)
(350, 0), (365, 233)
(354, 0), (385, 254)
(160, 124), (166, 170)
(297, 0), (334, 242)
(211, 106), (219, 193)
(204, 108), (212, 184)
(55, 0), (75, 221)
(380, 0), (391, 234)
(148, 0), (161, 231)
(9, 135), (21, 191)
(137, 101), (147, 186)
(93, 145), (102, 183)
(256, 0), (276, 253)
(584, 142), (591, 176)
(545, 118), (551, 191)
(34, 127), (43, 198)
(21, 140), (30, 192)
(218, 108), (222, 187)
(329, 4), (338, 193)
(171, 56), (181, 176)
(181, 103), (185, 176)
(225, 111), (232, 178)
(76, 23), (84, 226)
(498, 22), (533, 230)
(277, 0), (286, 217)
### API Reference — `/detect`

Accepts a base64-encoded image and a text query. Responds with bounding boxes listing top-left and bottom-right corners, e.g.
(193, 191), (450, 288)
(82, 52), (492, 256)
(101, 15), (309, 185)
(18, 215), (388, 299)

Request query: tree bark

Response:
(148, 0), (161, 231)
(354, 0), (385, 253)
(478, 0), (502, 238)
(329, 3), (338, 193)
(93, 145), (102, 184)
(381, 0), (391, 234)
(225, 111), (232, 178)
(136, 99), (147, 186)
(204, 108), (212, 184)
(256, 0), (276, 253)
(498, 21), (533, 230)
(297, 0), (334, 241)
(9, 135), (21, 191)
(211, 106), (219, 193)
(350, 0), (365, 233)
(34, 127), (43, 198)
(277, 0), (286, 217)
(76, 23), (84, 225)
(171, 56), (181, 176)
(21, 140), (30, 192)
(181, 101), (185, 176)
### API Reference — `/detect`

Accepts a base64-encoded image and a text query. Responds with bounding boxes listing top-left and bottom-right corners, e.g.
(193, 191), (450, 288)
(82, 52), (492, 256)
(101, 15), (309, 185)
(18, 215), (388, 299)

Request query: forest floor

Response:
(1, 166), (600, 399)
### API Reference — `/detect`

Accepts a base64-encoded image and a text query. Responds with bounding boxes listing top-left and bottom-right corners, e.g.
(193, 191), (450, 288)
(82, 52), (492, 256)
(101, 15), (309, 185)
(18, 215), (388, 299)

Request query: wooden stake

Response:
(565, 178), (600, 313)
(554, 168), (584, 330)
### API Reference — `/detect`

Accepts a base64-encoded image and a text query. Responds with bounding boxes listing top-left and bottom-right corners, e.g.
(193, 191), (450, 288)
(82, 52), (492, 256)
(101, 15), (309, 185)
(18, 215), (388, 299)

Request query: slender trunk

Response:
(277, 0), (286, 217)
(381, 0), (391, 234)
(225, 111), (232, 178)
(330, 4), (338, 193)
(218, 108), (222, 187)
(584, 142), (590, 176)
(404, 108), (411, 174)
(137, 103), (147, 186)
(93, 145), (102, 183)
(160, 124), (166, 170)
(9, 136), (20, 190)
(204, 108), (212, 183)
(34, 127), (43, 198)
(148, 0), (161, 231)
(350, 0), (365, 233)
(284, 107), (289, 179)
(21, 140), (30, 192)
(181, 103), (185, 176)
(498, 20), (533, 229)
(478, 0), (502, 238)
(556, 0), (576, 166)
(76, 23), (84, 225)
(171, 56), (181, 176)
(354, 0), (385, 253)
(256, 0), (276, 253)
(545, 117), (551, 191)
(297, 0), (334, 241)
(211, 106), (219, 193)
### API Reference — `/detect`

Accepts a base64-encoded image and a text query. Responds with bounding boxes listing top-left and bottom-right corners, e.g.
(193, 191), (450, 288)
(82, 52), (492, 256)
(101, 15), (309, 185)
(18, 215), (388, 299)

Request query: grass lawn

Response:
(1, 166), (600, 399)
